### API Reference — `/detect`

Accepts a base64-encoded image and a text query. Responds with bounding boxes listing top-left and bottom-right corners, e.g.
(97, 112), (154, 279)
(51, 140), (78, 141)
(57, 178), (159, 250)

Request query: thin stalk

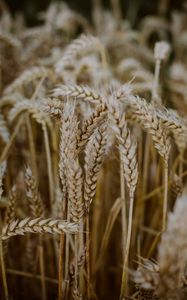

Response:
(6, 269), (58, 284)
(91, 171), (103, 272)
(162, 162), (168, 231)
(74, 234), (78, 293)
(26, 114), (38, 179)
(64, 203), (70, 300)
(120, 161), (127, 260)
(95, 197), (122, 271)
(179, 151), (184, 178)
(92, 0), (102, 32)
(110, 0), (122, 20)
(85, 215), (91, 300)
(0, 237), (8, 299)
(78, 220), (84, 292)
(43, 124), (53, 206)
(0, 215), (8, 300)
(152, 59), (161, 102)
(58, 234), (65, 300)
(0, 116), (24, 162)
(120, 190), (135, 299)
(38, 243), (47, 300)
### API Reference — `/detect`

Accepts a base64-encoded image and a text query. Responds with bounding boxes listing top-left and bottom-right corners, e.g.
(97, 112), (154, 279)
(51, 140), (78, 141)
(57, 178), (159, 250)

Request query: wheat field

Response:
(0, 1), (187, 299)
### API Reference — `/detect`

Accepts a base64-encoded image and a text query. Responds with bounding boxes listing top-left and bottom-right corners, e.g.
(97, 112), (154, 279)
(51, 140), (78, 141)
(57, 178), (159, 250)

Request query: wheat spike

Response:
(55, 34), (102, 73)
(59, 102), (79, 201)
(127, 96), (171, 164)
(157, 108), (187, 152)
(84, 123), (107, 212)
(41, 98), (64, 117)
(25, 167), (43, 218)
(3, 66), (48, 95)
(77, 103), (107, 151)
(52, 84), (103, 104)
(4, 185), (17, 225)
(67, 159), (84, 223)
(112, 111), (138, 196)
(170, 174), (183, 203)
(2, 218), (78, 240)
(8, 99), (51, 129)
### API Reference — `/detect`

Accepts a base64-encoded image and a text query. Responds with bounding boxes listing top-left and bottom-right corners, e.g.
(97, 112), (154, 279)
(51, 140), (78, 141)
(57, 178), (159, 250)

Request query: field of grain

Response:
(0, 1), (187, 299)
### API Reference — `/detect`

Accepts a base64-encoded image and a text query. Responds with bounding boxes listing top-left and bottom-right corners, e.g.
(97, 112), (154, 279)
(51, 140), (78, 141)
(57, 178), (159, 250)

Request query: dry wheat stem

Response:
(58, 234), (65, 300)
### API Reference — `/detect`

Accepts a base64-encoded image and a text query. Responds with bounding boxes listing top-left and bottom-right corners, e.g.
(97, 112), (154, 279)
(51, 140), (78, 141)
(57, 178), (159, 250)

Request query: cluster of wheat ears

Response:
(1, 1), (187, 299)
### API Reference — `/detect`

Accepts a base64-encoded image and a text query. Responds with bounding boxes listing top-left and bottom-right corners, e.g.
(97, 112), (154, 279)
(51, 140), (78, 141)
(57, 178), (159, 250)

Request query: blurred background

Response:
(3, 0), (187, 27)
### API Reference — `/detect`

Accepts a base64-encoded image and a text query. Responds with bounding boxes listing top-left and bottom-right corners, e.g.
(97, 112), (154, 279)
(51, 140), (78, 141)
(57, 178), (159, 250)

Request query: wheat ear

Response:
(2, 218), (78, 240)
(52, 84), (104, 104)
(67, 159), (84, 223)
(55, 34), (103, 73)
(84, 123), (107, 212)
(4, 185), (17, 225)
(77, 103), (107, 151)
(25, 166), (43, 218)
